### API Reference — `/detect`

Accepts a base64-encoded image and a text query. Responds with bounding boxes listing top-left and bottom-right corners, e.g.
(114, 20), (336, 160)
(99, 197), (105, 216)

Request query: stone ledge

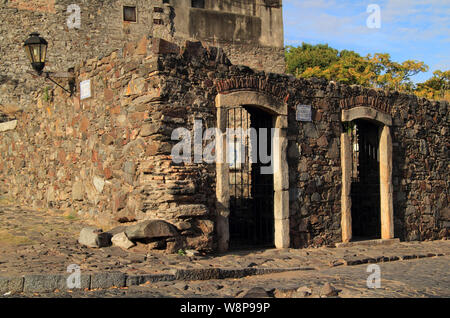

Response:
(170, 267), (314, 281)
(335, 238), (400, 248)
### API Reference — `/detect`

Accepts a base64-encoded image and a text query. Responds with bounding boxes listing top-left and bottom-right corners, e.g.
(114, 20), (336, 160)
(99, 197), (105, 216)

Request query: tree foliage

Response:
(285, 42), (448, 101)
(285, 43), (339, 76)
(415, 70), (450, 101)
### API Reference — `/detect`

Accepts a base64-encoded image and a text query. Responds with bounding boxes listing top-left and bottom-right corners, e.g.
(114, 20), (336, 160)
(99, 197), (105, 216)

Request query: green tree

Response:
(416, 70), (450, 101)
(369, 53), (429, 91)
(285, 43), (339, 76)
(285, 43), (431, 95)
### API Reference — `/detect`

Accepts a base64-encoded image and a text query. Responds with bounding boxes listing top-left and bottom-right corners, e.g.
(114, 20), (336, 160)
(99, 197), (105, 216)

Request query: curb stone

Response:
(171, 267), (315, 281)
(23, 274), (91, 293)
(90, 272), (126, 289)
(126, 274), (176, 287)
(0, 276), (24, 294)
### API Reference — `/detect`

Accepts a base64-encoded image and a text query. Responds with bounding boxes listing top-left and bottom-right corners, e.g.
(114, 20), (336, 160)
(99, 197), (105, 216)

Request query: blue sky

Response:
(283, 0), (450, 83)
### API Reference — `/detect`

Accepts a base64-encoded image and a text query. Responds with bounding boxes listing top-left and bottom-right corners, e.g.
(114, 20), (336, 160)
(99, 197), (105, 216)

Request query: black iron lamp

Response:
(24, 32), (74, 96)
(24, 32), (48, 75)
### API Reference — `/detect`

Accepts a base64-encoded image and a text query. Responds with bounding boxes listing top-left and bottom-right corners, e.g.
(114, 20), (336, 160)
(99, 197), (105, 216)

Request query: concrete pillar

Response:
(379, 125), (394, 239)
(216, 107), (230, 252)
(273, 115), (290, 248)
(274, 190), (290, 248)
(340, 131), (352, 243)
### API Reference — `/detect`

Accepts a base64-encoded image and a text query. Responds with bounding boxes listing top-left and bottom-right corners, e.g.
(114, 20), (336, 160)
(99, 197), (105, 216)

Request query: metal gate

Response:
(351, 119), (381, 240)
(228, 106), (274, 249)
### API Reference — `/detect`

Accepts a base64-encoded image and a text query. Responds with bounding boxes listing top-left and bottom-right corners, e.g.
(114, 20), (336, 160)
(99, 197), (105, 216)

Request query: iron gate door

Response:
(351, 120), (381, 239)
(228, 107), (274, 249)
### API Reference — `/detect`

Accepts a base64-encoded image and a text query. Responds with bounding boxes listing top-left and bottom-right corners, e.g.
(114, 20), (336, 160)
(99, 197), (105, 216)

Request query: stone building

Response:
(0, 0), (284, 108)
(0, 1), (448, 252)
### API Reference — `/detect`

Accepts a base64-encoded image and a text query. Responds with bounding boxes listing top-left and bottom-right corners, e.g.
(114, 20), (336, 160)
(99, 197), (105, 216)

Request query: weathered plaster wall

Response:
(170, 0), (284, 73)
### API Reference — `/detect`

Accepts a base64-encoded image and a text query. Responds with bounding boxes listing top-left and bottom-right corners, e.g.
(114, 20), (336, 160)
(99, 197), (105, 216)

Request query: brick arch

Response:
(215, 90), (287, 116)
(215, 90), (289, 252)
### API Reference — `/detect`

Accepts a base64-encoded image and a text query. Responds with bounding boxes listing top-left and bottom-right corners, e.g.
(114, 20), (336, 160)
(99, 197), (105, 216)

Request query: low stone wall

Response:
(0, 37), (448, 251)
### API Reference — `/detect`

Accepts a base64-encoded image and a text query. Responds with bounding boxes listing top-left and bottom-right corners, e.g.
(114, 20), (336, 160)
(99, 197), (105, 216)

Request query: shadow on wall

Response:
(392, 124), (408, 241)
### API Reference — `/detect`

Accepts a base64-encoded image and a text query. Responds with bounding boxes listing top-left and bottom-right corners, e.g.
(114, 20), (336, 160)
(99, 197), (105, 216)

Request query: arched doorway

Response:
(227, 106), (275, 249)
(215, 91), (289, 252)
(350, 119), (382, 240)
(341, 107), (394, 243)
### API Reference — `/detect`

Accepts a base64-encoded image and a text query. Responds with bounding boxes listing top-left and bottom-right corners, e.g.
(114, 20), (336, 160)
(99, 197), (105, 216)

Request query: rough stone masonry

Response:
(0, 1), (448, 253)
(0, 35), (448, 252)
(0, 0), (285, 109)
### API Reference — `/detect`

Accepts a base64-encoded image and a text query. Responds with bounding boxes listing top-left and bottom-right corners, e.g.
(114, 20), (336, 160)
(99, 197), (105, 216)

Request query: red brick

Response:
(104, 167), (113, 180)
(110, 105), (121, 115)
(91, 150), (98, 163)
(58, 149), (66, 164)
(129, 112), (148, 122)
(79, 116), (89, 133)
(104, 88), (114, 102)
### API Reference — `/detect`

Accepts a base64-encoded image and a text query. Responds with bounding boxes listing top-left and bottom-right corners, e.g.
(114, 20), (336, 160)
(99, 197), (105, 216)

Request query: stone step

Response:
(335, 238), (400, 248)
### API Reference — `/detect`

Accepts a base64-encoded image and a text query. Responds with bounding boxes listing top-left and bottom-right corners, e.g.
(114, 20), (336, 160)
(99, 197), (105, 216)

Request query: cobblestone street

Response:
(4, 256), (449, 298)
(0, 0), (448, 304)
(0, 204), (449, 298)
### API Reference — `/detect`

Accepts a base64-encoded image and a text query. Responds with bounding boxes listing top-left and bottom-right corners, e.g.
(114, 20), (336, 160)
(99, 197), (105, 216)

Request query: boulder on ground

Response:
(320, 283), (339, 297)
(78, 227), (111, 248)
(125, 220), (179, 241)
(240, 287), (270, 298)
(295, 286), (312, 297)
(185, 249), (200, 257)
(111, 232), (135, 250)
(106, 225), (128, 236)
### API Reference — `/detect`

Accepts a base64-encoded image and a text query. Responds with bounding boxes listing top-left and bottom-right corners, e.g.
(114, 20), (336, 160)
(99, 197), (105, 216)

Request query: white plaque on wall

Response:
(80, 79), (91, 100)
(296, 104), (312, 122)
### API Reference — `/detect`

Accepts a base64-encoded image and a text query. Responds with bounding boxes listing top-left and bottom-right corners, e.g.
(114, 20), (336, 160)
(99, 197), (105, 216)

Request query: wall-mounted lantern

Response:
(24, 32), (48, 75)
(24, 32), (75, 96)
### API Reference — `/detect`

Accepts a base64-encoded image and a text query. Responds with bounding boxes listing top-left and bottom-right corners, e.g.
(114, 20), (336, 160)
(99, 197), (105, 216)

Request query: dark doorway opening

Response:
(351, 119), (381, 240)
(228, 106), (274, 249)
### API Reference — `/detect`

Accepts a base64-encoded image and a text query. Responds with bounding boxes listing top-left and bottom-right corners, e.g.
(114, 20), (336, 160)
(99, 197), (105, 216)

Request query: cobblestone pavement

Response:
(4, 256), (450, 298)
(0, 204), (449, 298)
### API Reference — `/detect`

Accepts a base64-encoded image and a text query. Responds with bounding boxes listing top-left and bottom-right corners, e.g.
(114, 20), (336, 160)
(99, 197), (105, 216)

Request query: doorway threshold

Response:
(335, 238), (400, 248)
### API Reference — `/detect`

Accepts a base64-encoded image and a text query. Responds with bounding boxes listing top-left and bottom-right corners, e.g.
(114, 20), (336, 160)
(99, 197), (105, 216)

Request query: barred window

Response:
(123, 6), (137, 22)
(191, 0), (205, 9)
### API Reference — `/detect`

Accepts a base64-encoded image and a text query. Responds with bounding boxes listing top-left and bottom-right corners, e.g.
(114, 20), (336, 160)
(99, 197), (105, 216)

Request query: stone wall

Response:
(0, 36), (448, 251)
(169, 0), (285, 73)
(0, 37), (220, 251)
(0, 0), (171, 108)
(0, 0), (284, 112)
(390, 94), (449, 241)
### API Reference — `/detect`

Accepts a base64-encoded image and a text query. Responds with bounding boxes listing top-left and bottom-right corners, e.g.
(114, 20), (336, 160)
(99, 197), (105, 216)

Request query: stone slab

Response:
(90, 272), (126, 289)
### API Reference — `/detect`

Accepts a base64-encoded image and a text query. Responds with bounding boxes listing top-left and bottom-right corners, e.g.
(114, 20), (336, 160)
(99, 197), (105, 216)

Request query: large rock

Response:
(125, 220), (178, 241)
(320, 283), (339, 297)
(78, 227), (111, 248)
(106, 225), (128, 236)
(111, 232), (135, 250)
(240, 287), (270, 298)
